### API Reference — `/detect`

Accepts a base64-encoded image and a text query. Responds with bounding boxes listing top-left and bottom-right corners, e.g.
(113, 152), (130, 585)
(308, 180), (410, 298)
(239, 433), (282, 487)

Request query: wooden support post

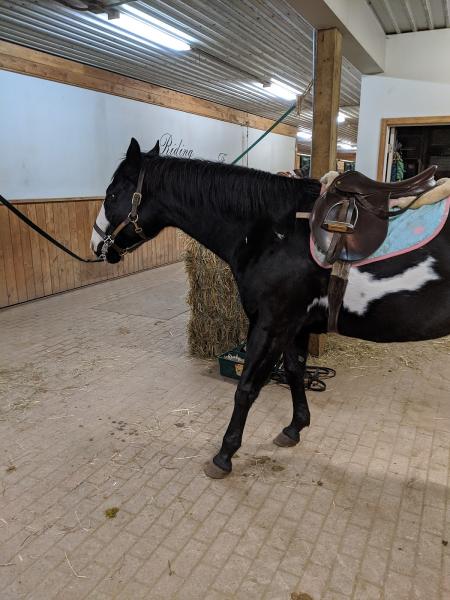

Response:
(310, 28), (343, 356)
(308, 333), (327, 357)
(311, 28), (343, 178)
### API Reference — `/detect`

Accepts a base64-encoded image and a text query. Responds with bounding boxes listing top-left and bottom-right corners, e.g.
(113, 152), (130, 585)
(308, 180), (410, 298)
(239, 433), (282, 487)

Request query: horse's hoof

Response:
(273, 431), (299, 447)
(204, 460), (231, 479)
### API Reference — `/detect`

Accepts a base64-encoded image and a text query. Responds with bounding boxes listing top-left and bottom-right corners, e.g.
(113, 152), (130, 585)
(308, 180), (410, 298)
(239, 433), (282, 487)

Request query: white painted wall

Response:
(0, 71), (295, 199)
(356, 75), (450, 178)
(384, 29), (450, 85)
(356, 28), (450, 178)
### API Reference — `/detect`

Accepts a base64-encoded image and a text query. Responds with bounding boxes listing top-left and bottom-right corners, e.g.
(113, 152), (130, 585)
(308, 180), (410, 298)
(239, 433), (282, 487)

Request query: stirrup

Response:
(322, 198), (359, 234)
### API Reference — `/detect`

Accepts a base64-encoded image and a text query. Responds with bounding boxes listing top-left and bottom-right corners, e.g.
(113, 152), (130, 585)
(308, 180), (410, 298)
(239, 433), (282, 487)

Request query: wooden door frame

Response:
(377, 116), (450, 181)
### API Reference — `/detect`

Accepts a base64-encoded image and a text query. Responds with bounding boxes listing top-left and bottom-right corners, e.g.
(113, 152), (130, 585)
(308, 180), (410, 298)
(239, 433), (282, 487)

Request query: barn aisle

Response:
(0, 263), (449, 600)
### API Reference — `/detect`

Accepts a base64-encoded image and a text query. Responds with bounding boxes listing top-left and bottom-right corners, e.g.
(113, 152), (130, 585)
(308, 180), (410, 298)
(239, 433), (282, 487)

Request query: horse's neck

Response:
(166, 200), (244, 265)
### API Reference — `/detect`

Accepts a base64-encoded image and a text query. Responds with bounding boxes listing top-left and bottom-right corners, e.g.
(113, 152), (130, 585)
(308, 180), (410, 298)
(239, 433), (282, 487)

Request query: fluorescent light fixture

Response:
(337, 112), (347, 123)
(99, 9), (191, 51)
(270, 79), (301, 97)
(257, 78), (301, 101)
(297, 131), (312, 141)
(338, 142), (356, 151)
(263, 83), (296, 101)
(123, 6), (193, 41)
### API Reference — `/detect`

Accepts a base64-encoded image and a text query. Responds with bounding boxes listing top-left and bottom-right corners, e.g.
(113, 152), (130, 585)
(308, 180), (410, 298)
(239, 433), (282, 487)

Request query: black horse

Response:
(92, 139), (450, 478)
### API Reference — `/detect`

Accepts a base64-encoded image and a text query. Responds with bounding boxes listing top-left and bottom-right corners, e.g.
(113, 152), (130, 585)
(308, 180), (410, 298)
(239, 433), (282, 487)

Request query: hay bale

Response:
(183, 235), (248, 358)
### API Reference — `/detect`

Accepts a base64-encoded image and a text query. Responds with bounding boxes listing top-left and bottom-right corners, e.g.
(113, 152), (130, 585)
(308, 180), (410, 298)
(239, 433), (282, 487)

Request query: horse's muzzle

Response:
(105, 246), (122, 263)
(95, 241), (122, 264)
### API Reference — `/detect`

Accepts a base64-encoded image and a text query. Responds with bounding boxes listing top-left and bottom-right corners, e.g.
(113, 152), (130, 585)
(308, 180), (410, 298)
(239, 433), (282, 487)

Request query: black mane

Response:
(117, 154), (320, 221)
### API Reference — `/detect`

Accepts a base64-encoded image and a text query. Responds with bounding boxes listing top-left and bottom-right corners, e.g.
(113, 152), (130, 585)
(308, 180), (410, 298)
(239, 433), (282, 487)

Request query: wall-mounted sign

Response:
(159, 133), (194, 159)
(159, 132), (228, 163)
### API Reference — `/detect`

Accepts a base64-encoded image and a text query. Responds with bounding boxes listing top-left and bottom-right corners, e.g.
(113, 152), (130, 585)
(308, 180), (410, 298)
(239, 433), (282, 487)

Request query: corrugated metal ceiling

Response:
(0, 0), (361, 144)
(367, 0), (450, 34)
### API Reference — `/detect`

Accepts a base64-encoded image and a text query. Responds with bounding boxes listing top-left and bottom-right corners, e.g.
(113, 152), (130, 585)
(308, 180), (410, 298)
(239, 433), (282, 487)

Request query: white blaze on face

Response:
(344, 256), (440, 316)
(91, 203), (110, 253)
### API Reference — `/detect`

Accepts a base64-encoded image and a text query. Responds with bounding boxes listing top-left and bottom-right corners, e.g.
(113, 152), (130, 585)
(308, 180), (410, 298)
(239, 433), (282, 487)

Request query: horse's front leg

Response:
(204, 324), (282, 479)
(273, 332), (310, 447)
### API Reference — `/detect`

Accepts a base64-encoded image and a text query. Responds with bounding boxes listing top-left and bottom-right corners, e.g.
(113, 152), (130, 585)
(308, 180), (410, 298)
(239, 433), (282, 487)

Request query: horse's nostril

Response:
(105, 247), (121, 264)
(91, 240), (103, 257)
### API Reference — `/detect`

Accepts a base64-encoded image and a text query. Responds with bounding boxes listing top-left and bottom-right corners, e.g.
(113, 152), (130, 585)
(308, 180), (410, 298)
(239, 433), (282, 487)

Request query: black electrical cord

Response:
(231, 345), (336, 392)
(270, 360), (336, 392)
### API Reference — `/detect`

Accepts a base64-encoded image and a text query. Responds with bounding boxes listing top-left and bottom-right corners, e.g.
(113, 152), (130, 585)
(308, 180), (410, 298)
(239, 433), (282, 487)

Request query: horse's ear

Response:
(147, 140), (160, 156)
(126, 137), (141, 165)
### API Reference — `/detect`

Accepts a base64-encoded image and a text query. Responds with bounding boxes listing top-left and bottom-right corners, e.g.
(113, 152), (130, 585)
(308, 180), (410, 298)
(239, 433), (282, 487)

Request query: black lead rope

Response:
(271, 358), (336, 392)
(0, 193), (102, 263)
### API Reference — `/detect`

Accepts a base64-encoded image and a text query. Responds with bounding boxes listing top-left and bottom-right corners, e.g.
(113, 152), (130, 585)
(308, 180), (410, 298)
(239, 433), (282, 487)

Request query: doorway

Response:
(378, 117), (450, 182)
(387, 125), (450, 181)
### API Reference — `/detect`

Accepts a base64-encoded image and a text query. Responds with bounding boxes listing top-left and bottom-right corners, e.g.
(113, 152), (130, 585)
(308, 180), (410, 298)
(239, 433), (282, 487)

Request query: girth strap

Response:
(327, 260), (351, 333)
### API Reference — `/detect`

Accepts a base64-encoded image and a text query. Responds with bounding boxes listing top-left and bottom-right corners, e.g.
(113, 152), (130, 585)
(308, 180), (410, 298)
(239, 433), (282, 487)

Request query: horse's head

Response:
(91, 138), (161, 263)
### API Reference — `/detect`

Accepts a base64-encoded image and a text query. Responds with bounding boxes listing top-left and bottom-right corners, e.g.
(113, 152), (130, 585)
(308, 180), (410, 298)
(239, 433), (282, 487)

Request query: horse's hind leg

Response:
(274, 332), (310, 447)
(204, 323), (282, 479)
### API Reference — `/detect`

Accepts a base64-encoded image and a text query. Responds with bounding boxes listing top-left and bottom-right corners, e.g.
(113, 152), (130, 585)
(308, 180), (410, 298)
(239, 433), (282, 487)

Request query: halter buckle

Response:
(131, 191), (142, 209)
(101, 235), (114, 260)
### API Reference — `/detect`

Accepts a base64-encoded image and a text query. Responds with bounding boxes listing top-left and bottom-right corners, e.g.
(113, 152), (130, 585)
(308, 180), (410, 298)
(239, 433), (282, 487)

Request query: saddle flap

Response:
(310, 186), (389, 263)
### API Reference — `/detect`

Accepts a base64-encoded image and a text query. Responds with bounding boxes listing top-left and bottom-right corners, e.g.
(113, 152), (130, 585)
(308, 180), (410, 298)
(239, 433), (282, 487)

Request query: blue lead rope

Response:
(231, 103), (297, 165)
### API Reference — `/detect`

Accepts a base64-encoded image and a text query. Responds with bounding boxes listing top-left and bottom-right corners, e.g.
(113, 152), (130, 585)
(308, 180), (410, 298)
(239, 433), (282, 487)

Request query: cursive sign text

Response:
(159, 133), (194, 159)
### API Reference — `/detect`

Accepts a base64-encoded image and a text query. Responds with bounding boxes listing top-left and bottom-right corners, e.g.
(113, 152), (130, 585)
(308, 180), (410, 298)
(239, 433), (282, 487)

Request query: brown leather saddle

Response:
(308, 166), (437, 332)
(310, 165), (437, 264)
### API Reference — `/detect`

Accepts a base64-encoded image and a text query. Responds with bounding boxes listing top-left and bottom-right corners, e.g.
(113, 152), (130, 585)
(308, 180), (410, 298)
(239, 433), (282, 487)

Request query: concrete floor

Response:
(0, 262), (449, 600)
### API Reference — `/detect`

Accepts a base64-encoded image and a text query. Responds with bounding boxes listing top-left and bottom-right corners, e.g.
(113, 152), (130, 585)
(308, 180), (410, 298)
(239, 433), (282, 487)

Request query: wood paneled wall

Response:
(0, 198), (184, 308)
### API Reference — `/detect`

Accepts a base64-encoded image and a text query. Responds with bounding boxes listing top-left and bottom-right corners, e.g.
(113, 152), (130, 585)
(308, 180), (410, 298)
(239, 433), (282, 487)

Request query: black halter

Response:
(94, 164), (149, 261)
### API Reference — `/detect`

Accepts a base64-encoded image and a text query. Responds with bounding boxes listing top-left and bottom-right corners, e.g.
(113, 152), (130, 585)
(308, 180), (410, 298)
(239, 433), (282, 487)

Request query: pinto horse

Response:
(91, 138), (450, 479)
